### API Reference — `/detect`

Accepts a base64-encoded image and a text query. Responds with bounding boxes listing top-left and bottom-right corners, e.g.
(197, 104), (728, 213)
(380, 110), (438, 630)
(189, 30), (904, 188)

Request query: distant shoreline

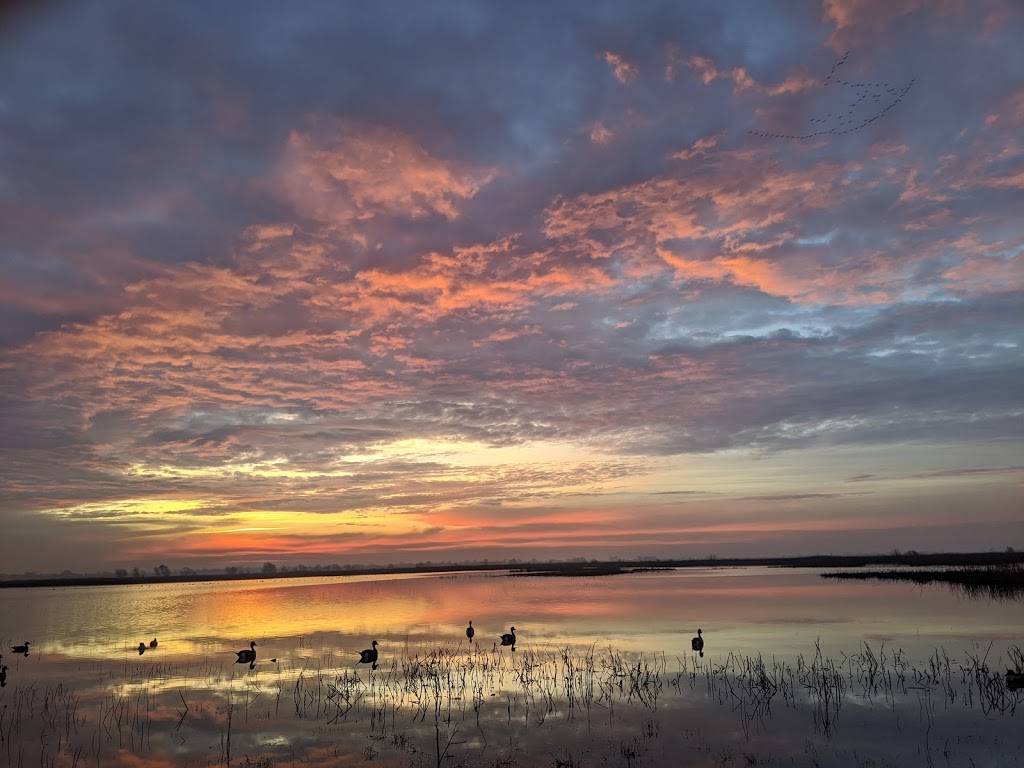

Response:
(822, 564), (1024, 599)
(3, 551), (1023, 589)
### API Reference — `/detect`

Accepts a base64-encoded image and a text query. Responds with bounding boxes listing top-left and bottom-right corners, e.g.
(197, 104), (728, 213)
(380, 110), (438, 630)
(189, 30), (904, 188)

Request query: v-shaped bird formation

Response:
(749, 51), (915, 141)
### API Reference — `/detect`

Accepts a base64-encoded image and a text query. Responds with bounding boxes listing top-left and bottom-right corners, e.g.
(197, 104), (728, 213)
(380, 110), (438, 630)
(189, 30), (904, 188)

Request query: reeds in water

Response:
(1, 641), (1021, 768)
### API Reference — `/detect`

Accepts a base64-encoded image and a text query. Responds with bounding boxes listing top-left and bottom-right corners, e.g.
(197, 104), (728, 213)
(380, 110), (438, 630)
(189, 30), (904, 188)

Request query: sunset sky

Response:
(1, 1), (1022, 573)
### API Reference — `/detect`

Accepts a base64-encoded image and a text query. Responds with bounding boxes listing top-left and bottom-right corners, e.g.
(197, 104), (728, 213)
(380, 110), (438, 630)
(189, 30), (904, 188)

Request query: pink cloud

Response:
(686, 55), (757, 92)
(279, 120), (494, 227)
(669, 134), (719, 161)
(764, 72), (820, 96)
(589, 121), (615, 145)
(823, 0), (963, 46)
(603, 51), (638, 85)
(685, 53), (820, 99)
(544, 148), (889, 302)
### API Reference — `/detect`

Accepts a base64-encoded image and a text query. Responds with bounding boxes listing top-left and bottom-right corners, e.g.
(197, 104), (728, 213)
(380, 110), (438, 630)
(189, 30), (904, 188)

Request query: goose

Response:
(0, 665), (6, 687)
(358, 640), (379, 668)
(691, 629), (704, 656)
(1007, 670), (1024, 692)
(137, 642), (146, 655)
(499, 626), (516, 649)
(149, 638), (158, 649)
(11, 642), (30, 656)
(466, 621), (475, 643)
(235, 641), (256, 666)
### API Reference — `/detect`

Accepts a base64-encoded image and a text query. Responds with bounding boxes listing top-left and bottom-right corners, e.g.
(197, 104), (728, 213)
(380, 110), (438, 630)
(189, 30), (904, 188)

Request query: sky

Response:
(1, 0), (1022, 573)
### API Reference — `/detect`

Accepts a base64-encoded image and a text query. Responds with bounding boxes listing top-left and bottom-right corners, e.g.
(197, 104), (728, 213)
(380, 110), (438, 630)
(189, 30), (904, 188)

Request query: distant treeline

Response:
(2, 549), (1023, 589)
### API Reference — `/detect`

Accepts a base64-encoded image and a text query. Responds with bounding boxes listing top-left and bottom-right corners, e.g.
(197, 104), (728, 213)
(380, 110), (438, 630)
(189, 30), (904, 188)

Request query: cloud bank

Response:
(0, 0), (1021, 570)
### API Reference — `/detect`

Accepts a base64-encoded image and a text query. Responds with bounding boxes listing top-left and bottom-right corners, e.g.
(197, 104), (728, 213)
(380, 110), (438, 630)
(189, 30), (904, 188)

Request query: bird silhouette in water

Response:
(235, 641), (257, 669)
(1007, 670), (1024, 692)
(149, 638), (158, 649)
(691, 628), (705, 658)
(358, 640), (379, 670)
(0, 663), (7, 687)
(137, 642), (146, 655)
(499, 626), (516, 651)
(466, 621), (475, 643)
(11, 641), (30, 656)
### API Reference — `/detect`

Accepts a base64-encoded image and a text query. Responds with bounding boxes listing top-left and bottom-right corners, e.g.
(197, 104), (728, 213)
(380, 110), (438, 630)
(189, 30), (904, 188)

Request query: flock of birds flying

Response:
(747, 50), (915, 141)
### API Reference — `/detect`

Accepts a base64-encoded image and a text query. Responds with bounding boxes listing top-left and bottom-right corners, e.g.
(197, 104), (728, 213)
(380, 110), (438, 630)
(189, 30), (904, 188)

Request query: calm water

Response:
(1, 567), (1021, 767)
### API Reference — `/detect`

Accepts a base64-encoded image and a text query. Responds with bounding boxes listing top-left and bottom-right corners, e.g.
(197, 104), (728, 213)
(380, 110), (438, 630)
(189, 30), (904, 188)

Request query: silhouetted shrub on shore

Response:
(823, 565), (1024, 600)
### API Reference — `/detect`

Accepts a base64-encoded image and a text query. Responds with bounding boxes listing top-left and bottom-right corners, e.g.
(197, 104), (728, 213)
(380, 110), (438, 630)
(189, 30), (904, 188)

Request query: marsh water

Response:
(1, 567), (1021, 767)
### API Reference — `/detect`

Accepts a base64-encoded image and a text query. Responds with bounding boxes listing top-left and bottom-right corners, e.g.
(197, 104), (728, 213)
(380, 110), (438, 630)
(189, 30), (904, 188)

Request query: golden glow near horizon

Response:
(45, 497), (225, 520)
(32, 434), (1024, 567)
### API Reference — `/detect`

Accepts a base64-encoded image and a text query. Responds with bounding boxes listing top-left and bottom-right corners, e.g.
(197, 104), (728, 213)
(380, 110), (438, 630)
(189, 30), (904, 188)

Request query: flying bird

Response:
(750, 51), (914, 142)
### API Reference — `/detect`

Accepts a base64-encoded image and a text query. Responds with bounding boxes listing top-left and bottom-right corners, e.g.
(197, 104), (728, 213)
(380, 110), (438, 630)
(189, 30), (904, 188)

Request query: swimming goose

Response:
(137, 642), (146, 655)
(235, 641), (257, 665)
(466, 621), (475, 643)
(11, 642), (30, 656)
(149, 638), (158, 649)
(499, 626), (516, 649)
(1007, 670), (1024, 692)
(691, 629), (704, 656)
(358, 640), (379, 667)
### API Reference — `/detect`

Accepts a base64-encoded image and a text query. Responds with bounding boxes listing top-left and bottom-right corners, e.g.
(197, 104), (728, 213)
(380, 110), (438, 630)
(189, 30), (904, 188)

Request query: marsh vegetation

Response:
(823, 564), (1024, 600)
(1, 567), (1021, 767)
(1, 640), (1021, 768)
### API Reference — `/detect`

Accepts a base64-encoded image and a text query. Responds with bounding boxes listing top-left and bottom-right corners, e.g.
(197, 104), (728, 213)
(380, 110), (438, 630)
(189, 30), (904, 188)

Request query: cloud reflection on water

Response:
(1, 569), (1022, 766)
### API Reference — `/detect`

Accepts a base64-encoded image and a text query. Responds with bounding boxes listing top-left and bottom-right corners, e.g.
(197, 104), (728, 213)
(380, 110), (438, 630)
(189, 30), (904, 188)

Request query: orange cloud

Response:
(686, 55), (757, 92)
(823, 0), (963, 46)
(669, 134), (719, 161)
(280, 120), (494, 227)
(589, 121), (615, 145)
(686, 53), (821, 98)
(942, 240), (1024, 295)
(543, 148), (895, 303)
(765, 72), (820, 96)
(603, 51), (638, 85)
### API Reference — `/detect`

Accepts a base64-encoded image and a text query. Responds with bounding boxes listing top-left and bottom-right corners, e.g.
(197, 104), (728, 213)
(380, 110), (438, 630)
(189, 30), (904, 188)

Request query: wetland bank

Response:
(1, 566), (1022, 767)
